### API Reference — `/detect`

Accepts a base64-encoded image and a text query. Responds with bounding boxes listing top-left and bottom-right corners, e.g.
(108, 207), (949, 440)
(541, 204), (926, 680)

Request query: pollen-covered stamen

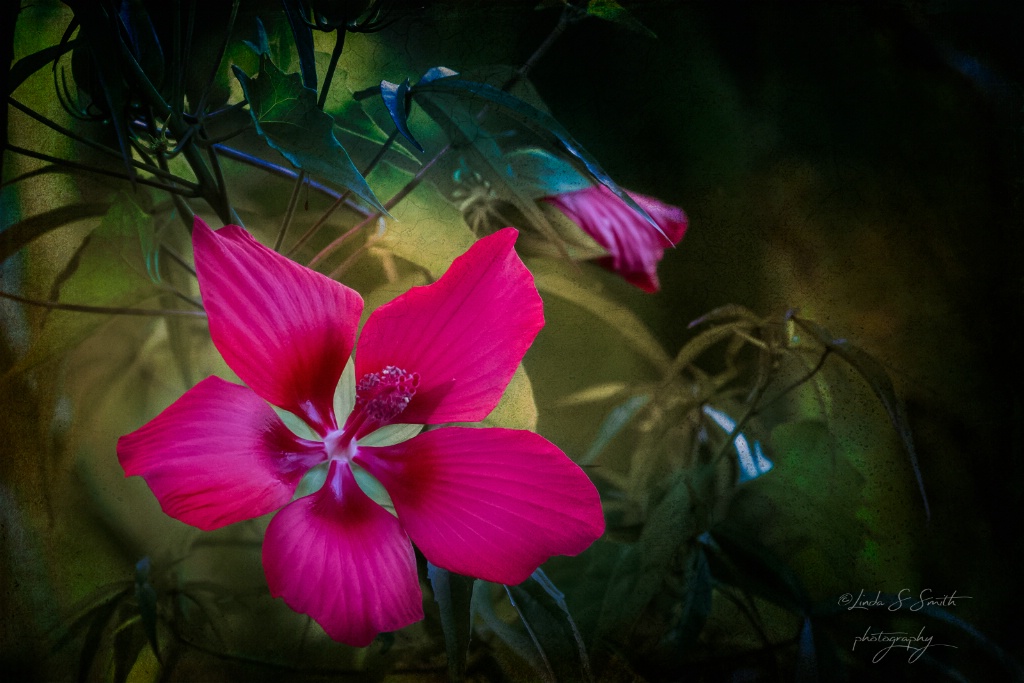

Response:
(355, 365), (420, 424)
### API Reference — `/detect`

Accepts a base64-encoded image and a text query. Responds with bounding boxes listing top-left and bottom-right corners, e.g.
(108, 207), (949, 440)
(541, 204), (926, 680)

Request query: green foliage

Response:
(427, 562), (475, 682)
(233, 54), (387, 214)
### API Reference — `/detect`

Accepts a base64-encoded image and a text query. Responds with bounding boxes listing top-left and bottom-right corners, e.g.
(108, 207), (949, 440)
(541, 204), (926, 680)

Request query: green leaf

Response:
(586, 0), (657, 38)
(242, 17), (270, 56)
(529, 568), (592, 682)
(232, 55), (387, 214)
(473, 581), (552, 679)
(413, 78), (667, 241)
(133, 557), (160, 662)
(281, 0), (317, 90)
(597, 472), (696, 638)
(3, 194), (162, 380)
(793, 317), (929, 520)
(427, 562), (475, 682)
(583, 394), (649, 465)
(703, 523), (812, 614)
(672, 548), (712, 651)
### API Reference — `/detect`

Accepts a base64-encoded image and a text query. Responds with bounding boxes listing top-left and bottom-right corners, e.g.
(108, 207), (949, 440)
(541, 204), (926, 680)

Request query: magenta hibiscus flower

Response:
(117, 218), (605, 646)
(541, 185), (688, 293)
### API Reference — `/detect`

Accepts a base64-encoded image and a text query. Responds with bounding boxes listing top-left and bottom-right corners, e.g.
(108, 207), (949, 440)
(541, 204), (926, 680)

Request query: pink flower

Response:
(117, 218), (605, 647)
(541, 185), (688, 293)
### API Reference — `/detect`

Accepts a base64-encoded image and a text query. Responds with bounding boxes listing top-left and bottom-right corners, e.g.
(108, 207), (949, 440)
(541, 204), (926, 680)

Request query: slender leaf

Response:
(672, 547), (712, 650)
(427, 562), (475, 682)
(134, 557), (160, 662)
(703, 523), (811, 614)
(232, 55), (387, 214)
(586, 0), (657, 38)
(583, 394), (649, 465)
(793, 317), (929, 520)
(281, 0), (317, 89)
(1, 203), (110, 265)
(9, 39), (78, 93)
(530, 568), (592, 682)
(413, 78), (667, 240)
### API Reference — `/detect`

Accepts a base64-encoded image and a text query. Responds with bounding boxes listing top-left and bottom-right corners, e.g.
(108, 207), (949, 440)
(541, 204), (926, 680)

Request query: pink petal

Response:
(193, 217), (363, 435)
(542, 186), (688, 293)
(262, 461), (423, 646)
(353, 228), (543, 427)
(355, 427), (605, 585)
(117, 376), (326, 531)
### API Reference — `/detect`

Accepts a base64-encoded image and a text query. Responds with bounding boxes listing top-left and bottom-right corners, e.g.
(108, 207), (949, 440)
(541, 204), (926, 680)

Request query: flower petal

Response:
(194, 217), (363, 434)
(117, 376), (326, 531)
(355, 427), (605, 585)
(542, 186), (688, 292)
(262, 461), (423, 646)
(354, 228), (543, 427)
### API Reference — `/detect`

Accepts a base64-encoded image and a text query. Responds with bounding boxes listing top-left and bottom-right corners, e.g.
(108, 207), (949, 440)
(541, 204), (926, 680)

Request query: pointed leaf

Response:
(413, 78), (667, 240)
(232, 56), (387, 214)
(583, 394), (649, 465)
(504, 148), (592, 199)
(586, 0), (657, 38)
(793, 317), (929, 520)
(243, 17), (270, 56)
(380, 79), (423, 151)
(133, 557), (160, 662)
(427, 562), (475, 682)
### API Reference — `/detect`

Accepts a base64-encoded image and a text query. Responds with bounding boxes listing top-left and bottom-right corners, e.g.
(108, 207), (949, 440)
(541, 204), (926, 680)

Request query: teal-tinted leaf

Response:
(413, 78), (666, 241)
(281, 0), (317, 89)
(703, 524), (811, 614)
(530, 568), (592, 682)
(473, 582), (552, 680)
(672, 547), (712, 650)
(504, 585), (557, 683)
(380, 79), (423, 152)
(504, 148), (591, 199)
(243, 17), (270, 56)
(134, 557), (160, 662)
(232, 55), (387, 214)
(793, 317), (929, 520)
(583, 394), (649, 465)
(427, 562), (475, 682)
(9, 39), (78, 94)
(112, 617), (146, 683)
(586, 0), (657, 38)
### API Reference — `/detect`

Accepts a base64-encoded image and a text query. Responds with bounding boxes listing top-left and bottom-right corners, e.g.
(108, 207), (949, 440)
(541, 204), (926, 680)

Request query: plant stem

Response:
(275, 171), (306, 250)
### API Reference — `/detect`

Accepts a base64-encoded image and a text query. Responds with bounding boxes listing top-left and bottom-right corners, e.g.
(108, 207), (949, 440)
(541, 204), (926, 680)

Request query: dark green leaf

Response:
(413, 78), (667, 241)
(793, 317), (930, 520)
(586, 0), (657, 38)
(134, 557), (160, 662)
(233, 55), (387, 214)
(703, 523), (811, 614)
(243, 17), (271, 56)
(672, 547), (712, 651)
(9, 39), (78, 94)
(473, 581), (552, 680)
(75, 592), (127, 683)
(597, 472), (696, 638)
(111, 618), (146, 683)
(281, 0), (317, 89)
(380, 79), (423, 152)
(427, 562), (475, 682)
(583, 394), (649, 465)
(530, 568), (592, 682)
(504, 148), (591, 199)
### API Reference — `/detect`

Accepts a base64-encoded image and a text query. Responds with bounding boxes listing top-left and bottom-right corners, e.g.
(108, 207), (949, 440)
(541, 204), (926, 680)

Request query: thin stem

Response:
(5, 145), (201, 196)
(326, 219), (383, 279)
(0, 289), (206, 317)
(316, 29), (346, 110)
(286, 129), (399, 257)
(160, 244), (197, 278)
(275, 171), (306, 250)
(306, 146), (447, 269)
(213, 144), (371, 215)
